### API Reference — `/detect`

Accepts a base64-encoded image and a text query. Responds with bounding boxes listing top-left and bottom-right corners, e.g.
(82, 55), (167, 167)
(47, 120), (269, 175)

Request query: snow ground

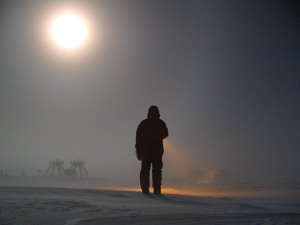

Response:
(0, 186), (299, 225)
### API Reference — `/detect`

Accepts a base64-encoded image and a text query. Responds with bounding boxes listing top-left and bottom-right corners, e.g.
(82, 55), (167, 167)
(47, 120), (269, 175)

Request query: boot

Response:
(142, 188), (149, 194)
(154, 189), (161, 195)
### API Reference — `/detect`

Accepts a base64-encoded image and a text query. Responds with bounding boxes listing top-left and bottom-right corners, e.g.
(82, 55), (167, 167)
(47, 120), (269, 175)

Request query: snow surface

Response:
(0, 185), (299, 225)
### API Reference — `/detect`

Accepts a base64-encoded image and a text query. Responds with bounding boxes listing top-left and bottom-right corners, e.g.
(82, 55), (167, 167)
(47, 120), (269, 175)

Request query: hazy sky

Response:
(0, 0), (299, 184)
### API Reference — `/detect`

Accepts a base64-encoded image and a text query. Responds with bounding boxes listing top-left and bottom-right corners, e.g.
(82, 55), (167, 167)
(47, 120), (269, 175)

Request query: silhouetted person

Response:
(135, 106), (168, 195)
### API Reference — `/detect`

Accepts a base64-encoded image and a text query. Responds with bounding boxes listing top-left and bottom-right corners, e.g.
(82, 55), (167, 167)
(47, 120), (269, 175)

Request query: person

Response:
(135, 106), (168, 195)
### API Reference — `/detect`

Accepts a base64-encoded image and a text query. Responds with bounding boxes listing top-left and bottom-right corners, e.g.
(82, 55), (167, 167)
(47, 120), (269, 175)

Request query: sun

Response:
(51, 13), (87, 50)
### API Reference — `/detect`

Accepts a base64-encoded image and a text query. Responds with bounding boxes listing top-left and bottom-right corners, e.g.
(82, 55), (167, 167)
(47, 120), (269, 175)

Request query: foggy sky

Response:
(0, 0), (299, 184)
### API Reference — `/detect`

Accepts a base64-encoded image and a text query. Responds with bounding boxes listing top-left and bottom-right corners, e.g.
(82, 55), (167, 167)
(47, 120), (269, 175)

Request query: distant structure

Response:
(44, 159), (89, 178)
(64, 167), (76, 177)
(44, 159), (64, 177)
(67, 160), (89, 178)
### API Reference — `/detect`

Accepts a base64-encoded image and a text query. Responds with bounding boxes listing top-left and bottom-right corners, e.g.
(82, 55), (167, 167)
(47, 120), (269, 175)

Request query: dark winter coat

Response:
(136, 107), (168, 160)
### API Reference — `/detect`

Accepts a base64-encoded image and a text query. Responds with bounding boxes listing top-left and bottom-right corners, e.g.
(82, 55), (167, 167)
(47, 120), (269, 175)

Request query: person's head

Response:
(147, 105), (160, 119)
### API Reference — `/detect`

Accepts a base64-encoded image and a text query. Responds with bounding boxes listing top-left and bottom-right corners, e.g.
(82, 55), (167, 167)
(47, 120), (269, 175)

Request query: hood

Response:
(147, 106), (160, 119)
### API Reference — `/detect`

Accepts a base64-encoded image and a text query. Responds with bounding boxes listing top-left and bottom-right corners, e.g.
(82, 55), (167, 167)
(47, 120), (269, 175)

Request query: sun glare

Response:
(51, 13), (87, 50)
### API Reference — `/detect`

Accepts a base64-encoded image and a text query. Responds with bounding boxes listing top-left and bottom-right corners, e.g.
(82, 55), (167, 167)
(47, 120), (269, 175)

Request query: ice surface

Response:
(0, 185), (299, 225)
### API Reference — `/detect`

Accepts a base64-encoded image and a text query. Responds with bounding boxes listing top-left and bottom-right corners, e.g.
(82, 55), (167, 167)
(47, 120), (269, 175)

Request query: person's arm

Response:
(135, 123), (142, 160)
(136, 121), (145, 147)
(135, 124), (141, 148)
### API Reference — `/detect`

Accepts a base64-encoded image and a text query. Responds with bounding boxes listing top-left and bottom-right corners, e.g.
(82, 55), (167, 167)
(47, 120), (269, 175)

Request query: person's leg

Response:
(140, 159), (151, 193)
(152, 159), (163, 195)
